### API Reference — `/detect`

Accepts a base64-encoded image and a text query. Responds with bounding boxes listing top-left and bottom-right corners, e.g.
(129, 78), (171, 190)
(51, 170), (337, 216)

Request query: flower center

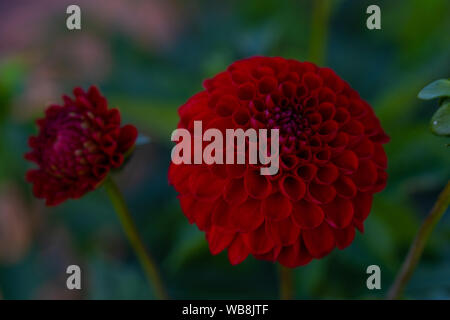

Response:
(43, 115), (98, 178)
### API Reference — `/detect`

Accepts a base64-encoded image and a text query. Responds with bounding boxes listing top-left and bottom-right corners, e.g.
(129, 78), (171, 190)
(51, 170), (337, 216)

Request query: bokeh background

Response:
(0, 0), (449, 299)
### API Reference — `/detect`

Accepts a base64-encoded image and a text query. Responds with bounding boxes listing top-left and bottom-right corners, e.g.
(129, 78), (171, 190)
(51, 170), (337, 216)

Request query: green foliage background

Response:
(0, 0), (449, 299)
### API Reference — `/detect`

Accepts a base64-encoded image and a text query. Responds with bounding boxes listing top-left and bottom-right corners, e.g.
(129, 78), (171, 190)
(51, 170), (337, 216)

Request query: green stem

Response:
(103, 176), (168, 299)
(279, 266), (294, 300)
(308, 0), (333, 65)
(388, 180), (450, 299)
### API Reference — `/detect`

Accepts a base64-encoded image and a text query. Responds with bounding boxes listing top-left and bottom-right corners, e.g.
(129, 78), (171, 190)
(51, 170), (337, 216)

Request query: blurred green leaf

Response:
(110, 97), (179, 143)
(418, 79), (450, 100)
(0, 58), (26, 122)
(88, 255), (153, 299)
(430, 100), (450, 136)
(164, 225), (207, 274)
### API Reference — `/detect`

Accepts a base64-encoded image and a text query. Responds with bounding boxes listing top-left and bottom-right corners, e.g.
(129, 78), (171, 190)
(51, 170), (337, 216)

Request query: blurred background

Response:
(0, 0), (449, 299)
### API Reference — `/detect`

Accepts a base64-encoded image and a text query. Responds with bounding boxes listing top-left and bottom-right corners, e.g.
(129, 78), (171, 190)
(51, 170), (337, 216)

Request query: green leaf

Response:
(0, 58), (27, 122)
(109, 96), (179, 143)
(418, 79), (450, 100)
(430, 101), (450, 136)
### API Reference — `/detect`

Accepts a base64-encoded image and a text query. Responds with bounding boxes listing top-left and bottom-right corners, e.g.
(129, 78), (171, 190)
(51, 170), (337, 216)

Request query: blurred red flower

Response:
(25, 86), (137, 206)
(169, 57), (389, 267)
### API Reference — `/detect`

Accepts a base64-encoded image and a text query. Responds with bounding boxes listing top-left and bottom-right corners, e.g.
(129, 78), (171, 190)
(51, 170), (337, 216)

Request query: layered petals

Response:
(169, 57), (389, 267)
(25, 86), (137, 206)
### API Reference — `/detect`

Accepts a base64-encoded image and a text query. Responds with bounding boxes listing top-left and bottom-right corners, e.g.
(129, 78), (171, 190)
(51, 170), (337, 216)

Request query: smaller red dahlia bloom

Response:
(25, 86), (137, 206)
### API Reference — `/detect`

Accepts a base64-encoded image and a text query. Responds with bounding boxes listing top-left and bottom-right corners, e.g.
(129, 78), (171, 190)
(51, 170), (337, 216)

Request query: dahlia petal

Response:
(316, 163), (339, 184)
(280, 155), (299, 171)
(352, 137), (374, 159)
(228, 234), (249, 265)
(329, 131), (349, 150)
(371, 131), (390, 144)
(258, 76), (278, 94)
(333, 150), (359, 174)
(336, 95), (349, 108)
(307, 112), (323, 131)
(224, 178), (248, 206)
(318, 87), (336, 104)
(189, 169), (225, 200)
(303, 72), (322, 90)
(230, 198), (264, 232)
(353, 192), (373, 223)
(313, 149), (331, 164)
(318, 120), (338, 142)
(117, 125), (138, 153)
(111, 153), (124, 168)
(100, 135), (117, 155)
(302, 222), (335, 258)
(373, 170), (388, 193)
(215, 95), (239, 117)
(292, 200), (324, 229)
(279, 175), (306, 201)
(232, 109), (250, 127)
(333, 225), (356, 249)
(359, 112), (380, 136)
(261, 192), (292, 220)
(266, 216), (301, 246)
(244, 169), (272, 199)
(348, 99), (367, 118)
(242, 223), (274, 255)
(179, 194), (215, 230)
(352, 159), (378, 191)
(206, 226), (236, 255)
(296, 164), (317, 181)
(168, 164), (198, 194)
(317, 102), (336, 121)
(334, 107), (350, 125)
(372, 143), (388, 169)
(205, 117), (235, 133)
(178, 194), (195, 223)
(230, 70), (252, 85)
(278, 238), (312, 268)
(208, 163), (228, 179)
(342, 119), (364, 137)
(226, 163), (247, 178)
(323, 196), (354, 229)
(353, 219), (365, 233)
(211, 198), (234, 229)
(308, 182), (336, 204)
(192, 200), (215, 231)
(237, 82), (256, 100)
(334, 175), (357, 199)
(280, 81), (297, 98)
(253, 246), (282, 262)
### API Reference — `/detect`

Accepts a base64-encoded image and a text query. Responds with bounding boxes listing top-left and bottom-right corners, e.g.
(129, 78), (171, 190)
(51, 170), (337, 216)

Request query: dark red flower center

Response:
(40, 108), (107, 180)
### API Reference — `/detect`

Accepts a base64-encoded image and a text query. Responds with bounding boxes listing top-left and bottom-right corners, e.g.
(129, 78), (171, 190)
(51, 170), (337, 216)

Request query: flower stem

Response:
(279, 266), (294, 300)
(388, 180), (450, 299)
(308, 0), (333, 65)
(103, 176), (168, 299)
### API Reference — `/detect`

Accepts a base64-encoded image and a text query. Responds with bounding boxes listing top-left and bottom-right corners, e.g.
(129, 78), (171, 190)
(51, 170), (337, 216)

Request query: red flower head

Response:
(169, 57), (389, 267)
(25, 86), (138, 206)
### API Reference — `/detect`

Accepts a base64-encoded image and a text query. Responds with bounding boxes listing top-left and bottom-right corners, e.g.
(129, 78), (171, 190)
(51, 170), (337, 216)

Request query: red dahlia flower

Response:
(25, 86), (137, 206)
(169, 57), (389, 267)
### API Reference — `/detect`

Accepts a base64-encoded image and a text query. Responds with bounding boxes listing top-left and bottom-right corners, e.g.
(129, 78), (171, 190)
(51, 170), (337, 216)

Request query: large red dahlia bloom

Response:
(169, 57), (389, 267)
(25, 86), (137, 206)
